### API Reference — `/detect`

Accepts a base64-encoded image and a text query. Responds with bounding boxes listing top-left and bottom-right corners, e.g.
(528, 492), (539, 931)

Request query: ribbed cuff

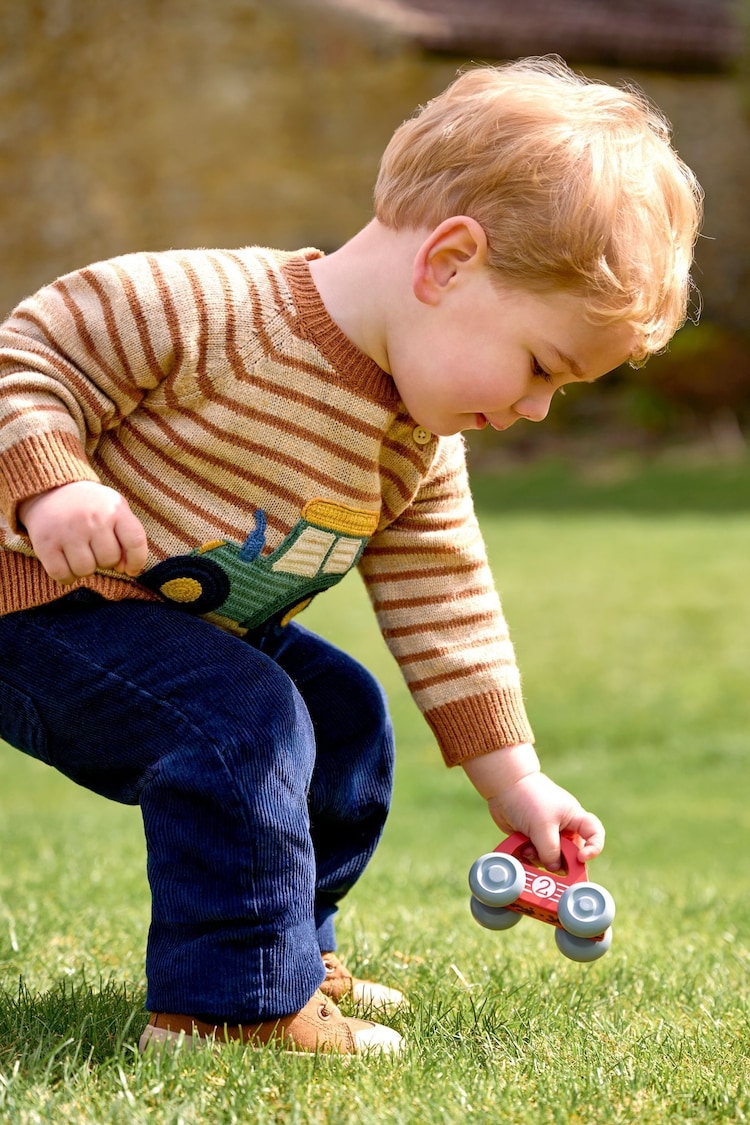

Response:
(0, 430), (99, 531)
(424, 691), (535, 767)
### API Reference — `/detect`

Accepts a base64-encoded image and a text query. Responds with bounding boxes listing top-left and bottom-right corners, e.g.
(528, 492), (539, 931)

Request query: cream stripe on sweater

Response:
(0, 247), (533, 765)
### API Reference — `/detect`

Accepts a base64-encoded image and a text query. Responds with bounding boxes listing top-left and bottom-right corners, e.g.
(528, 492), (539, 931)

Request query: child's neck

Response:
(308, 220), (421, 376)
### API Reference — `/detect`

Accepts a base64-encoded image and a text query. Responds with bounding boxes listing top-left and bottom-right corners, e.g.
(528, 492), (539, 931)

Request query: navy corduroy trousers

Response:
(0, 591), (395, 1023)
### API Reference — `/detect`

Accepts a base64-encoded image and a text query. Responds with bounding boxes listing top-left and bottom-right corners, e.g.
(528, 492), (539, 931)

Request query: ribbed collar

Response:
(282, 253), (401, 407)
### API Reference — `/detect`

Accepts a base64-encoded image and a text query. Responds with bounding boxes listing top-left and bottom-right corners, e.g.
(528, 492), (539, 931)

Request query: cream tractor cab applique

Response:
(138, 499), (379, 632)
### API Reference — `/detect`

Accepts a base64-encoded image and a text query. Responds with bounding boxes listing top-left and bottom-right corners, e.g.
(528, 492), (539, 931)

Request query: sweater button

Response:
(412, 425), (432, 445)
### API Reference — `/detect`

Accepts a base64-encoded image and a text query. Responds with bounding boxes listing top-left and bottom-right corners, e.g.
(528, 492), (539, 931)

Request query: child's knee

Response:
(201, 659), (316, 773)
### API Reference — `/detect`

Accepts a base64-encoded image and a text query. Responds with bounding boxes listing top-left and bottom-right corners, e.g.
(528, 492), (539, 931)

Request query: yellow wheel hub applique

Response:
(159, 577), (204, 603)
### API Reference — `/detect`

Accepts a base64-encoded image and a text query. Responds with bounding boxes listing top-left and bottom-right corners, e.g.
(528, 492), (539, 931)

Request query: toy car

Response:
(469, 831), (615, 962)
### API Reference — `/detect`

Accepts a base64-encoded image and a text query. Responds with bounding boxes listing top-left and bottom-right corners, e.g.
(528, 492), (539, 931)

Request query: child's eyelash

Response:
(531, 357), (553, 382)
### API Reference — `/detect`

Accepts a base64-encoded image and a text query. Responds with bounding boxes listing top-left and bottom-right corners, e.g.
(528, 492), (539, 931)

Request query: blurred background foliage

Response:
(0, 0), (748, 460)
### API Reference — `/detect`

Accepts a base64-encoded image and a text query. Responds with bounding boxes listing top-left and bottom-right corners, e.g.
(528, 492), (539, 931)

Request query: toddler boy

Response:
(0, 57), (701, 1055)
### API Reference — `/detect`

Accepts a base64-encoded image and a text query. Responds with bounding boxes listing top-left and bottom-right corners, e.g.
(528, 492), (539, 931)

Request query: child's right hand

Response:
(18, 481), (148, 584)
(462, 743), (605, 873)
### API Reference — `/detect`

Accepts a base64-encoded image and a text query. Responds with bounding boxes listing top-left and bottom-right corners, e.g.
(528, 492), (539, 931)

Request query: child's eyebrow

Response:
(548, 346), (591, 382)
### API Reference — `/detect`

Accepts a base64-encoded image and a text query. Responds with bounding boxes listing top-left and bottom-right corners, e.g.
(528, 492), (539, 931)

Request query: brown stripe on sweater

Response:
(381, 610), (501, 641)
(53, 276), (140, 410)
(94, 449), (201, 551)
(405, 475), (467, 506)
(228, 348), (395, 444)
(210, 385), (391, 480)
(361, 559), (486, 583)
(131, 407), (307, 514)
(111, 260), (178, 386)
(206, 251), (239, 357)
(411, 463), (467, 495)
(378, 494), (406, 527)
(99, 432), (249, 544)
(3, 311), (57, 348)
(264, 254), (299, 328)
(395, 631), (507, 667)
(135, 396), (384, 508)
(408, 657), (516, 693)
(109, 416), (301, 539)
(379, 457), (439, 506)
(363, 539), (482, 559)
(80, 268), (149, 396)
(175, 256), (212, 392)
(368, 582), (492, 613)
(0, 335), (122, 423)
(144, 255), (187, 376)
(391, 513), (475, 533)
(393, 483), (470, 513)
(0, 402), (73, 434)
(228, 349), (393, 444)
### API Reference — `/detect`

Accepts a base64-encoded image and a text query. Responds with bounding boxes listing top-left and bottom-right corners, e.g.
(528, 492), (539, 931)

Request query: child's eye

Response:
(531, 357), (553, 382)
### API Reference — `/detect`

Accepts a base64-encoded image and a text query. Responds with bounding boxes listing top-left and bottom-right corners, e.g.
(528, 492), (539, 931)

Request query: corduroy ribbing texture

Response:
(0, 246), (533, 763)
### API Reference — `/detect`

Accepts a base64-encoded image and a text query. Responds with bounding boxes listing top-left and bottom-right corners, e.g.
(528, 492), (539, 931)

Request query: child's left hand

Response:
(462, 743), (605, 872)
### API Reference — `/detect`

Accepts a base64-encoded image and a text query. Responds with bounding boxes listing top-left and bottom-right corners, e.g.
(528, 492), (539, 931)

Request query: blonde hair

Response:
(374, 57), (703, 362)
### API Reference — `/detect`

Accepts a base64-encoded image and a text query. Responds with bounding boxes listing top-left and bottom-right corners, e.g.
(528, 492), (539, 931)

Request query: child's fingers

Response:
(528, 826), (562, 873)
(36, 544), (78, 584)
(89, 526), (132, 572)
(38, 537), (98, 583)
(113, 512), (149, 576)
(571, 812), (605, 861)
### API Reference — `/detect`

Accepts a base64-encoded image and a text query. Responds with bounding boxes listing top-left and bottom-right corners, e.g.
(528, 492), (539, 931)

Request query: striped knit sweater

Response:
(0, 246), (533, 765)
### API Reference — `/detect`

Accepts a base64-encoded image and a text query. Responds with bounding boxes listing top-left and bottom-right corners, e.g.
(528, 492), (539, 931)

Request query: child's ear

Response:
(412, 217), (489, 305)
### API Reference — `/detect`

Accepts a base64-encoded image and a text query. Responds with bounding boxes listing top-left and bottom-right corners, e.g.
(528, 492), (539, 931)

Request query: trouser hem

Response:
(145, 917), (327, 1025)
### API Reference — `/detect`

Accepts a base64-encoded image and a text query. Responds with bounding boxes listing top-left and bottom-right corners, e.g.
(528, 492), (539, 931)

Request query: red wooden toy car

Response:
(469, 831), (615, 962)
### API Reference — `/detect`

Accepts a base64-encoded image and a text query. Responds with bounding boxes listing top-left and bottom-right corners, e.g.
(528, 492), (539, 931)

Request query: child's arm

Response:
(0, 250), (217, 544)
(361, 435), (606, 867)
(462, 742), (605, 871)
(18, 480), (148, 583)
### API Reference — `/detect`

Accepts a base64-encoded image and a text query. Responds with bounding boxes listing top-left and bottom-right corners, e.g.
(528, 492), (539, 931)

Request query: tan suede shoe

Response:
(138, 989), (403, 1056)
(320, 953), (405, 1012)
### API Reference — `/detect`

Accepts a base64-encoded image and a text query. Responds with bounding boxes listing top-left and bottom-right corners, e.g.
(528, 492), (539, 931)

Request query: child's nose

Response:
(513, 391), (553, 423)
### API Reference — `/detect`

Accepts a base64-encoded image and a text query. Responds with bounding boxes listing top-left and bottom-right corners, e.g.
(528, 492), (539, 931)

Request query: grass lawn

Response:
(0, 455), (748, 1123)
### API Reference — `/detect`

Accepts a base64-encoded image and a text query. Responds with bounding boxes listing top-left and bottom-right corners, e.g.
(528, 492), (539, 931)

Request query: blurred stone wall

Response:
(0, 0), (453, 311)
(0, 0), (748, 337)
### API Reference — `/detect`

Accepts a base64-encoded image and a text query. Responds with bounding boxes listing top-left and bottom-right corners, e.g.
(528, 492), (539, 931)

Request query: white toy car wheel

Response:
(470, 895), (523, 931)
(468, 853), (525, 907)
(555, 926), (613, 962)
(558, 882), (615, 937)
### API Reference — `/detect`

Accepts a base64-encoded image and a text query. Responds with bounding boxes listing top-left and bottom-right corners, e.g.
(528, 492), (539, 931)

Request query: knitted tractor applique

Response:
(138, 499), (379, 632)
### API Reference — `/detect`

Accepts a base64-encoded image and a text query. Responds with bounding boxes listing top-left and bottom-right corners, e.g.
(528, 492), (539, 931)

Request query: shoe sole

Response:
(139, 1023), (404, 1058)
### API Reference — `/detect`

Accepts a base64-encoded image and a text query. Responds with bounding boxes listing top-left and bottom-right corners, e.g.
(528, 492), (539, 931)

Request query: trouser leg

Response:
(0, 593), (325, 1023)
(262, 622), (396, 952)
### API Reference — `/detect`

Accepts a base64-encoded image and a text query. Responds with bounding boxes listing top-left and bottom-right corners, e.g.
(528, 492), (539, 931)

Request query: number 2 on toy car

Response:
(530, 875), (557, 898)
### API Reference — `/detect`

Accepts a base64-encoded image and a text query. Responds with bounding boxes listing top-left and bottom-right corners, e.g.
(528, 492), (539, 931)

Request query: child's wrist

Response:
(462, 742), (541, 801)
(17, 487), (62, 531)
